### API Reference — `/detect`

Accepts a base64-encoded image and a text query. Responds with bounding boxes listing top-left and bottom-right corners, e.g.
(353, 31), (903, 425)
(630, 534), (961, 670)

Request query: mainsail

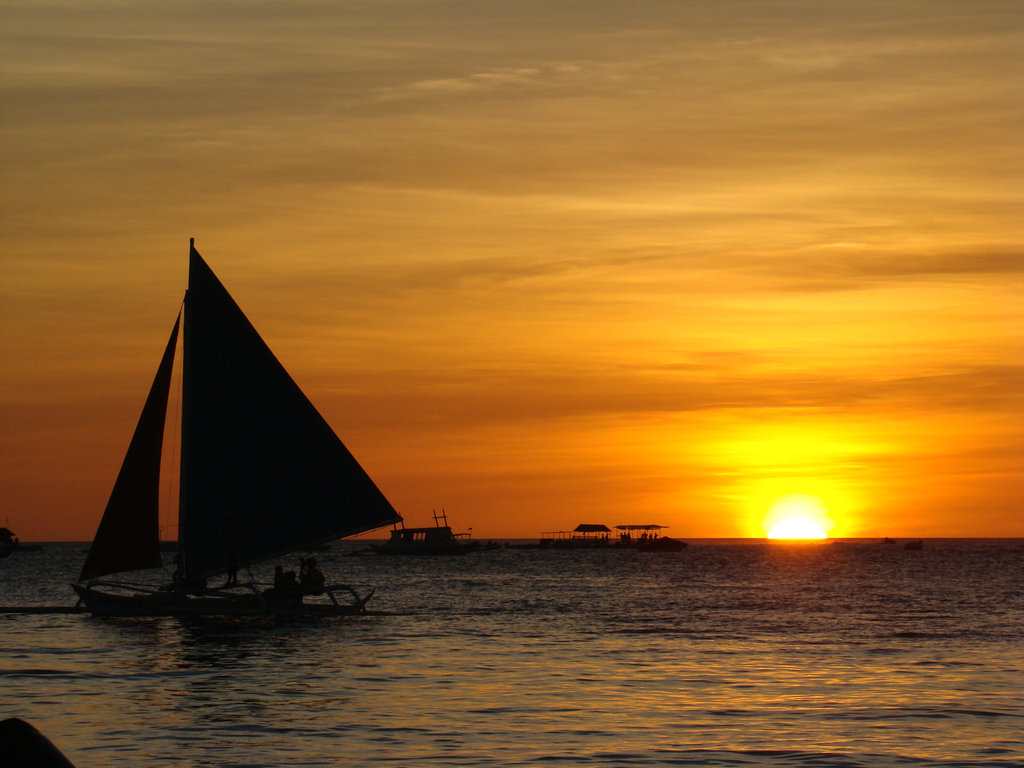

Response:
(80, 316), (180, 581)
(178, 242), (401, 579)
(81, 240), (401, 582)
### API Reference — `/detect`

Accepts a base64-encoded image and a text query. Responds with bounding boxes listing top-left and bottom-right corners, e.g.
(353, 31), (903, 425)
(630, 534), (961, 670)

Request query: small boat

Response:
(0, 527), (16, 558)
(903, 539), (924, 550)
(371, 510), (496, 555)
(74, 240), (402, 617)
(533, 523), (613, 548)
(511, 523), (687, 552)
(0, 527), (42, 557)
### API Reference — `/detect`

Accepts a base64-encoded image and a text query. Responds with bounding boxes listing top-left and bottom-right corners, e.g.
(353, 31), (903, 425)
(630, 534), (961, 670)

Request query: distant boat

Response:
(0, 527), (17, 557)
(509, 523), (687, 552)
(371, 510), (498, 556)
(0, 527), (42, 557)
(73, 240), (402, 617)
(903, 539), (924, 550)
(535, 523), (613, 548)
(514, 524), (613, 549)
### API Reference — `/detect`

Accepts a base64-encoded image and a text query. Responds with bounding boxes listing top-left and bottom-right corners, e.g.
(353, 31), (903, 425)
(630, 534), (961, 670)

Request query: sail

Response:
(178, 243), (401, 579)
(80, 315), (181, 581)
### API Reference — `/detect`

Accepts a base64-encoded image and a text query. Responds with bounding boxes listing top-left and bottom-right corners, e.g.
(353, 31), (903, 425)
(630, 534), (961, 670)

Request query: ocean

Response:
(2, 539), (1022, 767)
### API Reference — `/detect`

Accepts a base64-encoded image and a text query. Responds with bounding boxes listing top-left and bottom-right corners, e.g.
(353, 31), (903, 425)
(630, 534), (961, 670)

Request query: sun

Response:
(763, 494), (832, 539)
(767, 517), (827, 539)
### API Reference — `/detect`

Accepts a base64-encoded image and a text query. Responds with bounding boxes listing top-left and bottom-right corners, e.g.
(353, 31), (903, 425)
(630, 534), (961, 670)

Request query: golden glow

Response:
(1, 3), (1022, 540)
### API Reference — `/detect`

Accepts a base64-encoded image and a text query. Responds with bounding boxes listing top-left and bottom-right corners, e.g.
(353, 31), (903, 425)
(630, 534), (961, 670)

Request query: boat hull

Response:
(72, 583), (370, 618)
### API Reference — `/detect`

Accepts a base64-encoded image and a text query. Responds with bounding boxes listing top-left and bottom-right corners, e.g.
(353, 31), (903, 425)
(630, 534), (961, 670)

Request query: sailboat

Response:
(73, 239), (402, 617)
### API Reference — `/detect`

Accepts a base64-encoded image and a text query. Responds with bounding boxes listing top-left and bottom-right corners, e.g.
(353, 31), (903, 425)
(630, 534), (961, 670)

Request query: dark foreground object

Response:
(0, 606), (86, 615)
(0, 718), (76, 768)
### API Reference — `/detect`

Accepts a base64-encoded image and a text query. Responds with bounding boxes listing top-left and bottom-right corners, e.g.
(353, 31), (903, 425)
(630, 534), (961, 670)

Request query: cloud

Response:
(390, 67), (545, 97)
(751, 248), (1024, 293)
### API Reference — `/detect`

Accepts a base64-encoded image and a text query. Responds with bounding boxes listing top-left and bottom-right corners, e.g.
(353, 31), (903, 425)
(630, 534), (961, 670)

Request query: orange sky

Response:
(2, 1), (1022, 541)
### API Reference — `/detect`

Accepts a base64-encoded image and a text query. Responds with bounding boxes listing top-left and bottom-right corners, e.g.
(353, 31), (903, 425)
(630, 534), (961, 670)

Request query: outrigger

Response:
(72, 579), (376, 618)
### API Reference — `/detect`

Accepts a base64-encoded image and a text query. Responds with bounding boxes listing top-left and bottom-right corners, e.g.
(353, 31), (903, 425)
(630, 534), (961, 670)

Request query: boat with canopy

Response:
(73, 240), (402, 616)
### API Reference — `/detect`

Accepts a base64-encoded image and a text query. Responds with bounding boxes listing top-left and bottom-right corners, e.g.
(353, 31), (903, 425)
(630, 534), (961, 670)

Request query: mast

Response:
(176, 238), (195, 573)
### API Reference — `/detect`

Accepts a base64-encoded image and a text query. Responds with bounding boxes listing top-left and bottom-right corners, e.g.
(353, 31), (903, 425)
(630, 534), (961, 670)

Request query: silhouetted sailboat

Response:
(73, 239), (402, 616)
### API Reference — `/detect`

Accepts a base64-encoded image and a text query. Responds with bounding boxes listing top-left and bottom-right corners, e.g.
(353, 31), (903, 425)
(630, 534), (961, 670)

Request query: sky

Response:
(2, 0), (1021, 541)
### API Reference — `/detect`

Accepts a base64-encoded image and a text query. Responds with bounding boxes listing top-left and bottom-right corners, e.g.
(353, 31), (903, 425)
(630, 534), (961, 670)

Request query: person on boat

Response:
(299, 557), (326, 595)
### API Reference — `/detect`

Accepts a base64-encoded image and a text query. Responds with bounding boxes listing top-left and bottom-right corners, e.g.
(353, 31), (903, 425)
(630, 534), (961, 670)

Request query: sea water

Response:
(2, 539), (1022, 767)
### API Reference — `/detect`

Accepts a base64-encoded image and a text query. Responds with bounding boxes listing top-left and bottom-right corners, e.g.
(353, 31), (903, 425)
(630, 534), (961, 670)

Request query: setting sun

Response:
(763, 494), (833, 539)
(767, 517), (828, 539)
